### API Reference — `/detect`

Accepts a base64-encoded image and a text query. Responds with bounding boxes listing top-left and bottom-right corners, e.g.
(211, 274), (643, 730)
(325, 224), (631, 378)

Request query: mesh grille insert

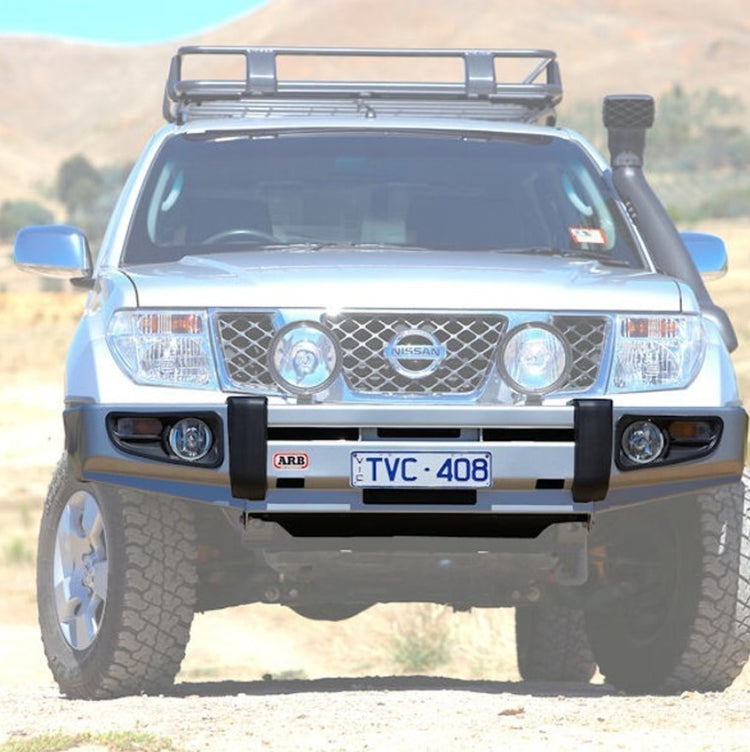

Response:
(554, 316), (609, 391)
(323, 313), (508, 395)
(215, 312), (277, 389)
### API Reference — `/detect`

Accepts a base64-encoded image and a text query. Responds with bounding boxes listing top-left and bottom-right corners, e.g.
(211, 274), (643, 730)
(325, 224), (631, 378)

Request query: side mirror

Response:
(14, 225), (93, 282)
(680, 231), (728, 281)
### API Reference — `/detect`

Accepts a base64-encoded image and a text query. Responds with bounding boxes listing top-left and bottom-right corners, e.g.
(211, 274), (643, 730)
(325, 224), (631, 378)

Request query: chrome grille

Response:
(553, 316), (609, 391)
(215, 312), (276, 389)
(323, 313), (508, 395)
(213, 310), (610, 397)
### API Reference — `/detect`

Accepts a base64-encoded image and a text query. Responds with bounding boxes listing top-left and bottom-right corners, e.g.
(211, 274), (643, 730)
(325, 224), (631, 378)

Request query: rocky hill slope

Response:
(0, 0), (748, 200)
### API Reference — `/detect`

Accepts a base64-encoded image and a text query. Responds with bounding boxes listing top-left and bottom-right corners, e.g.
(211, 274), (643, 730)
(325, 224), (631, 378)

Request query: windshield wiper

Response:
(507, 247), (632, 267)
(218, 242), (432, 252)
(305, 242), (433, 251)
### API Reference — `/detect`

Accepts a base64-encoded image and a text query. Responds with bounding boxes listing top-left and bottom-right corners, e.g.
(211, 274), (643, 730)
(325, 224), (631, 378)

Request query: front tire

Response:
(37, 456), (198, 699)
(515, 603), (596, 682)
(584, 475), (750, 693)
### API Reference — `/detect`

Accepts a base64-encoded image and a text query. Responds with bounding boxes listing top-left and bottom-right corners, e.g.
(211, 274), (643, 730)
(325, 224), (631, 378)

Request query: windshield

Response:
(122, 131), (642, 266)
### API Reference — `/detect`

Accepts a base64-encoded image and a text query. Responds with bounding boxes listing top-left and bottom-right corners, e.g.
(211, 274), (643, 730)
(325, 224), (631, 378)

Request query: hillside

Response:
(0, 0), (749, 202)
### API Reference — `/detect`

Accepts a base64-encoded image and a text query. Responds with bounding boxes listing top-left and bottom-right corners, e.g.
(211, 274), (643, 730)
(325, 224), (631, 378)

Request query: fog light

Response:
(269, 321), (341, 395)
(168, 418), (213, 462)
(498, 323), (570, 395)
(621, 420), (666, 465)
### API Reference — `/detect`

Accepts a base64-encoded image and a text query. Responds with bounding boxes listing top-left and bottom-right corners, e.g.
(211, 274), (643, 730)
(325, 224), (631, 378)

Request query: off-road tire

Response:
(584, 472), (750, 693)
(515, 603), (597, 682)
(37, 456), (198, 699)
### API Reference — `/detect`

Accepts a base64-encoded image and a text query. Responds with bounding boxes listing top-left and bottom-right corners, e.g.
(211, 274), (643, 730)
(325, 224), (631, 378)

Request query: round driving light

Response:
(498, 323), (570, 395)
(621, 420), (666, 465)
(168, 418), (213, 462)
(269, 322), (341, 394)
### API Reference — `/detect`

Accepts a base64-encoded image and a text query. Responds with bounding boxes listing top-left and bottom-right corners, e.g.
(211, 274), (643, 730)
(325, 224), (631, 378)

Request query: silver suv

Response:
(15, 47), (749, 698)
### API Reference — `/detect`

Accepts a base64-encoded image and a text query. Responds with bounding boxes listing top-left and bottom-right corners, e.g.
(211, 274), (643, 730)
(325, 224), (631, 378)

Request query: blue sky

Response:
(2, 0), (268, 45)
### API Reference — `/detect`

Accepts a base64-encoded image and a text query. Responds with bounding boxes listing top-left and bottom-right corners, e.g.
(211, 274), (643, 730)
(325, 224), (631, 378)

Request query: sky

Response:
(2, 0), (269, 45)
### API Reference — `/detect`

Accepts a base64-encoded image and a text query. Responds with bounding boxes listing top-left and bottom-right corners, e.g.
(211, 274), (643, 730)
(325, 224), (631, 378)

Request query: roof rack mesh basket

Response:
(163, 46), (562, 125)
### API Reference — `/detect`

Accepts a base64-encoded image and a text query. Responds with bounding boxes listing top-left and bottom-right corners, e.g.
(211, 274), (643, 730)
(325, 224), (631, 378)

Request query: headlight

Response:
(107, 310), (217, 389)
(269, 321), (341, 394)
(610, 315), (704, 392)
(498, 323), (570, 395)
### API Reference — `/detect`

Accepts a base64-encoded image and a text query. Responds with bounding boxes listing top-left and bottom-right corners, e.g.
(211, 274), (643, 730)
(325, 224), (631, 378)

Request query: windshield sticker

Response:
(569, 227), (607, 245)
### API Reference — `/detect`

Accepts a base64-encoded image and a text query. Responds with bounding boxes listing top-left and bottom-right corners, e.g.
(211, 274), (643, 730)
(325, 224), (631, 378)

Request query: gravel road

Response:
(2, 678), (749, 751)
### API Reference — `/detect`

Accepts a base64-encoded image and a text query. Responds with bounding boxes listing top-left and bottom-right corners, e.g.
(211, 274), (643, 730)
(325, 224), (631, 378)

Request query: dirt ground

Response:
(2, 226), (750, 750)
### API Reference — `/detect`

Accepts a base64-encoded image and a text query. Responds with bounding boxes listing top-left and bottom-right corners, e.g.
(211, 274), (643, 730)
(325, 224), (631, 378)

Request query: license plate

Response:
(351, 451), (492, 489)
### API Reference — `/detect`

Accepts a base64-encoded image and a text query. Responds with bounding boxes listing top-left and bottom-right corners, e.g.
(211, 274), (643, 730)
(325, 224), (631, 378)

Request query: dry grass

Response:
(0, 731), (175, 752)
(0, 290), (85, 375)
(700, 221), (750, 398)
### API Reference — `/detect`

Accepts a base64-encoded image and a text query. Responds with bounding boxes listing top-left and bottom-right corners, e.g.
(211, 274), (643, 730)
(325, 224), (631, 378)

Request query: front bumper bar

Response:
(64, 398), (747, 513)
(227, 397), (613, 504)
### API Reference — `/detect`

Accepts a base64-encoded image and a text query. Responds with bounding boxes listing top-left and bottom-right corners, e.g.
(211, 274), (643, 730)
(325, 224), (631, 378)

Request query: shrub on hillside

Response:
(0, 200), (54, 241)
(54, 154), (133, 250)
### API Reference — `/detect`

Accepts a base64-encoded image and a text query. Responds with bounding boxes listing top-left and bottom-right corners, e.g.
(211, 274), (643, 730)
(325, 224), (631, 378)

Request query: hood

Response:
(124, 248), (685, 313)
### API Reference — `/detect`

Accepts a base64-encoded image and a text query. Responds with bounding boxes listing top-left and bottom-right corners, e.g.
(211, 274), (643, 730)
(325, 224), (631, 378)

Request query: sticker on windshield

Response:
(569, 227), (607, 245)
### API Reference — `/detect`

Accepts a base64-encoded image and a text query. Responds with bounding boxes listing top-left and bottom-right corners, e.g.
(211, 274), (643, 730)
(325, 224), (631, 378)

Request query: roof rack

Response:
(162, 46), (562, 125)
